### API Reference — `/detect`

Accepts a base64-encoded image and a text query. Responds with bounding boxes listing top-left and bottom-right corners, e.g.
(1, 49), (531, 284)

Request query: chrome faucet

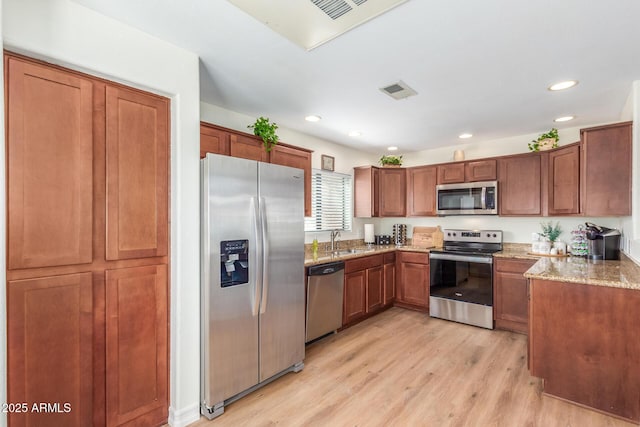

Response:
(330, 230), (341, 252)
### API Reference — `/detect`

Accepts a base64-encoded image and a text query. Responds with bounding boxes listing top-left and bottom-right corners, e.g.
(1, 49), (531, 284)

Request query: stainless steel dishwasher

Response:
(306, 261), (345, 343)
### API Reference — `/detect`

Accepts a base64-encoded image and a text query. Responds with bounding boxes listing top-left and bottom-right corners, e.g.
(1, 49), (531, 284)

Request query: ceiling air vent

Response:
(311, 0), (352, 20)
(380, 81), (418, 100)
(228, 0), (408, 50)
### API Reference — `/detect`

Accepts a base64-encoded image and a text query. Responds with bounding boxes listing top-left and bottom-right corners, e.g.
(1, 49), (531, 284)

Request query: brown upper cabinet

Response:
(230, 132), (269, 162)
(200, 122), (230, 157)
(105, 85), (169, 260)
(406, 165), (437, 216)
(379, 168), (407, 217)
(547, 143), (580, 216)
(465, 159), (497, 182)
(269, 144), (312, 216)
(437, 162), (465, 184)
(354, 166), (406, 217)
(6, 56), (94, 270)
(498, 153), (543, 216)
(200, 122), (313, 216)
(580, 122), (632, 216)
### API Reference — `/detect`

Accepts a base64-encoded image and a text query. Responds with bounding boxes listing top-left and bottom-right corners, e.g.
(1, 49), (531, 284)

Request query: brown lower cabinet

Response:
(5, 53), (169, 427)
(529, 279), (640, 422)
(383, 253), (396, 305)
(342, 254), (393, 327)
(493, 258), (536, 334)
(395, 251), (430, 311)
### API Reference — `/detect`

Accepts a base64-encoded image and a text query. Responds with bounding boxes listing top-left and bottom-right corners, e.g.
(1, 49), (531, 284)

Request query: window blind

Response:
(304, 169), (352, 232)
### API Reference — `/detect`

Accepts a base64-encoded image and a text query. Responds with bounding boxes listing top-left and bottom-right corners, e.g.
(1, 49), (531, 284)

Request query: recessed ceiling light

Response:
(348, 131), (362, 137)
(548, 80), (578, 91)
(554, 115), (575, 122)
(388, 146), (398, 151)
(458, 133), (473, 139)
(305, 115), (321, 122)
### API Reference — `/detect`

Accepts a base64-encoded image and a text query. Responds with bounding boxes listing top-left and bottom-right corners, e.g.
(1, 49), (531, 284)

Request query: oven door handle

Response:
(481, 187), (487, 210)
(429, 253), (493, 264)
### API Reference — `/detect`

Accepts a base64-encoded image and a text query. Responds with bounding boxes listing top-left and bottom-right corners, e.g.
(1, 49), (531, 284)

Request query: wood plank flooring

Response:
(190, 307), (637, 427)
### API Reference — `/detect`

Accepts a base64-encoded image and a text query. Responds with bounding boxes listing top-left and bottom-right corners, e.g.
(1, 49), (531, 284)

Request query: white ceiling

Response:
(72, 0), (640, 154)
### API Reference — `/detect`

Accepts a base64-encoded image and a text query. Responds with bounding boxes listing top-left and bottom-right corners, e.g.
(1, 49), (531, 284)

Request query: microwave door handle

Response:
(481, 187), (487, 210)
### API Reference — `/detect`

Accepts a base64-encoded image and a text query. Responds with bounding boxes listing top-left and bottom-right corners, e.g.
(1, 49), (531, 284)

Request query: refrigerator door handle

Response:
(251, 196), (261, 317)
(259, 197), (269, 314)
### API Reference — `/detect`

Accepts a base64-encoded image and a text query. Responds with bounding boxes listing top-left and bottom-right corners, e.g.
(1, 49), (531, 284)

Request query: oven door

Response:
(429, 252), (494, 329)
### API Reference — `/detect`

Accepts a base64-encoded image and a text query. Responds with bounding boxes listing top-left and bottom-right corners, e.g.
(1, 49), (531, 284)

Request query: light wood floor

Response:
(190, 307), (637, 427)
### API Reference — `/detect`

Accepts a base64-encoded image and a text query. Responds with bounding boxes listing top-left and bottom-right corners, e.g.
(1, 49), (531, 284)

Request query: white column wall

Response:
(2, 1), (202, 425)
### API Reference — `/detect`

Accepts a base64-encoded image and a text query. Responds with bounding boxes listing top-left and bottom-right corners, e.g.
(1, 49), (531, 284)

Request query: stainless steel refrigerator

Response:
(201, 153), (305, 419)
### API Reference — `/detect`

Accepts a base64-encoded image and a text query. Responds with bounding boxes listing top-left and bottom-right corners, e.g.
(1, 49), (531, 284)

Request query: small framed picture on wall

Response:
(321, 155), (335, 172)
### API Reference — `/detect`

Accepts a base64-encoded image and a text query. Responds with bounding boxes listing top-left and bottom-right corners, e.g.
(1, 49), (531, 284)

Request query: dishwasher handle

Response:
(308, 261), (345, 276)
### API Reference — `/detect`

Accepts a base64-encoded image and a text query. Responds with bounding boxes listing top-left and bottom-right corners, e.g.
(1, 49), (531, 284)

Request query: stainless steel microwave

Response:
(436, 181), (498, 215)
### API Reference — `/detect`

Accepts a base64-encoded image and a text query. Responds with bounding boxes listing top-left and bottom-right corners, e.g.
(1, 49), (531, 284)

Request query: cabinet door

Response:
(494, 271), (529, 334)
(106, 265), (168, 427)
(406, 166), (437, 216)
(8, 273), (94, 427)
(354, 166), (379, 217)
(498, 154), (542, 216)
(230, 132), (268, 162)
(366, 266), (384, 313)
(343, 270), (366, 324)
(548, 145), (579, 215)
(6, 56), (93, 269)
(200, 123), (230, 158)
(465, 159), (497, 182)
(379, 168), (406, 217)
(383, 262), (396, 305)
(581, 122), (632, 216)
(397, 253), (429, 309)
(437, 163), (465, 184)
(106, 85), (169, 260)
(269, 144), (312, 216)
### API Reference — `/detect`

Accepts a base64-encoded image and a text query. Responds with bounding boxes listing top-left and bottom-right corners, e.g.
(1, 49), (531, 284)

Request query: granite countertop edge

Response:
(305, 242), (640, 291)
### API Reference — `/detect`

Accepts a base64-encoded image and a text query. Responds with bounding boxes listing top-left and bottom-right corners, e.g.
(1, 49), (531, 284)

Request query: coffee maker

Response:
(585, 222), (621, 260)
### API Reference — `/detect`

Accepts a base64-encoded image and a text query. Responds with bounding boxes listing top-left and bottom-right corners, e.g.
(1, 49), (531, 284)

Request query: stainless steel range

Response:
(429, 229), (503, 329)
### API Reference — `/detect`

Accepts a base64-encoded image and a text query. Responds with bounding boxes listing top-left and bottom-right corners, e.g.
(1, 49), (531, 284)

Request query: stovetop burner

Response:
(437, 229), (503, 254)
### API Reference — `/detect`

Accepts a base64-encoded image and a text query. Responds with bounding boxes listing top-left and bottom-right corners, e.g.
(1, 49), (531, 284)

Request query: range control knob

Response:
(493, 233), (497, 238)
(486, 233), (491, 238)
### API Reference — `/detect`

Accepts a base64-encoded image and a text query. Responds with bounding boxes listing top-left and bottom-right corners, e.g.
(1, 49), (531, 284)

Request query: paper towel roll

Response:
(364, 224), (375, 244)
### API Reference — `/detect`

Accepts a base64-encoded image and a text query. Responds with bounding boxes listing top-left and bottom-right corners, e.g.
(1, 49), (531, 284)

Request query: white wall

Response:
(200, 102), (379, 243)
(404, 126), (585, 167)
(620, 81), (640, 262)
(2, 1), (201, 426)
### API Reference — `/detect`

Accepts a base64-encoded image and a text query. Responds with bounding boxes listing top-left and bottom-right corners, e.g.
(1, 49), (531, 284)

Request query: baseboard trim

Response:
(168, 403), (201, 427)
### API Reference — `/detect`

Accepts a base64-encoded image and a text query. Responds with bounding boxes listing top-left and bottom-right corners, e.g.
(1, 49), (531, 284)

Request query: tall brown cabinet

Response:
(5, 53), (169, 427)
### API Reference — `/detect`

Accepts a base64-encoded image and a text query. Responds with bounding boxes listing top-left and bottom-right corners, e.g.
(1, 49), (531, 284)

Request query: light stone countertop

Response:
(304, 245), (432, 267)
(523, 254), (640, 291)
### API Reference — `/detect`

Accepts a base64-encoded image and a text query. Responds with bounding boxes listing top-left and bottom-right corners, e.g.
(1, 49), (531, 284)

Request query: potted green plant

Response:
(540, 221), (562, 243)
(528, 128), (559, 152)
(379, 155), (403, 167)
(248, 116), (279, 152)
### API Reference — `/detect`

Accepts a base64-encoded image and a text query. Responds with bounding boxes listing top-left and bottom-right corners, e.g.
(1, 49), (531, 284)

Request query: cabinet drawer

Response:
(494, 258), (536, 274)
(345, 254), (384, 273)
(383, 252), (396, 264)
(398, 251), (429, 265)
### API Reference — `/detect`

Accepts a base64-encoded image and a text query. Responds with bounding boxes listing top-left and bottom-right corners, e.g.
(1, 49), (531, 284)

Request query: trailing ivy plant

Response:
(528, 128), (559, 151)
(379, 155), (403, 166)
(248, 117), (279, 152)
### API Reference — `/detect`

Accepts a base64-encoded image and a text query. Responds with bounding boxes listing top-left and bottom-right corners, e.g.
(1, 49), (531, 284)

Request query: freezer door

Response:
(258, 162), (306, 381)
(202, 154), (260, 406)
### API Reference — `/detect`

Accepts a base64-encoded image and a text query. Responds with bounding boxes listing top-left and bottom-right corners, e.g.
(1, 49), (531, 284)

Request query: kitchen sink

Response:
(328, 248), (367, 256)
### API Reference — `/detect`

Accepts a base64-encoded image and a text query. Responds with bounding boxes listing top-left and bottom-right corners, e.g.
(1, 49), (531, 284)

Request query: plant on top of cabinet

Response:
(248, 116), (279, 152)
(379, 154), (403, 167)
(528, 128), (559, 151)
